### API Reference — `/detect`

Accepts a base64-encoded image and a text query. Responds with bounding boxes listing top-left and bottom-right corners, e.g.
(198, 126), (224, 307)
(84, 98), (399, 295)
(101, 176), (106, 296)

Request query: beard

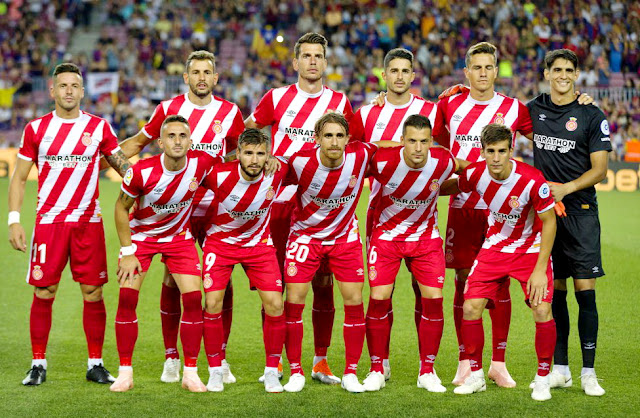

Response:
(240, 163), (263, 179)
(190, 82), (213, 98)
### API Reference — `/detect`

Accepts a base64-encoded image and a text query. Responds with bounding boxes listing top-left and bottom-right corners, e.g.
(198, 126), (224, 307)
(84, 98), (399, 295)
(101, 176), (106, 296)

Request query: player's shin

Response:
(180, 291), (204, 368)
(115, 288), (140, 367)
(285, 302), (305, 375)
(365, 297), (391, 373)
(83, 299), (106, 361)
(419, 298), (444, 375)
(535, 319), (557, 377)
(343, 303), (366, 375)
(312, 281), (335, 358)
(576, 290), (598, 369)
(160, 283), (181, 360)
(30, 294), (54, 361)
(551, 289), (570, 365)
(203, 311), (223, 368)
(453, 278), (468, 360)
(264, 314), (285, 368)
(490, 284), (511, 363)
(462, 318), (484, 372)
(221, 284), (234, 360)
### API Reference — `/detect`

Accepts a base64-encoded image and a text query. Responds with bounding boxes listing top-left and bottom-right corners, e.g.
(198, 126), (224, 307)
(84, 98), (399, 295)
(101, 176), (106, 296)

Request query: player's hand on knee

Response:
(8, 223), (27, 252)
(370, 91), (386, 106)
(264, 156), (281, 176)
(117, 255), (142, 286)
(527, 270), (547, 307)
(438, 84), (469, 100)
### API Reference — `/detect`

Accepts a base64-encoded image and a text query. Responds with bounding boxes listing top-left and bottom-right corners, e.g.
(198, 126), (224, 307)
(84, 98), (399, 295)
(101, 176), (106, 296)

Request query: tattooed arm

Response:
(114, 189), (141, 285)
(105, 149), (132, 177)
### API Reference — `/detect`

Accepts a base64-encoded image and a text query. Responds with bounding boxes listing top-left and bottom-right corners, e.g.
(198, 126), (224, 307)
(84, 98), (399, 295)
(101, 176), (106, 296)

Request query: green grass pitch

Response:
(1, 178), (639, 416)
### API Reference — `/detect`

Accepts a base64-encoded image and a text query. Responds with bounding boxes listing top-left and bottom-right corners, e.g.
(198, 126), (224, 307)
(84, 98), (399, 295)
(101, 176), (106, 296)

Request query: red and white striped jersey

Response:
(458, 160), (555, 254)
(18, 111), (121, 224)
(121, 151), (220, 243)
(202, 160), (288, 247)
(142, 93), (245, 219)
(350, 95), (437, 143)
(434, 91), (533, 210)
(370, 146), (456, 242)
(287, 141), (376, 245)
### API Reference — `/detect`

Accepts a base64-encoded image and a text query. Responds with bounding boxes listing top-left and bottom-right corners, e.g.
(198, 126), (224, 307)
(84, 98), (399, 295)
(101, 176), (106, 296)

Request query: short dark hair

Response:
(544, 49), (579, 70)
(465, 42), (497, 67)
(402, 114), (432, 136)
(294, 32), (328, 58)
(53, 63), (82, 80)
(161, 115), (190, 134)
(384, 48), (414, 69)
(314, 112), (349, 137)
(480, 123), (513, 149)
(185, 50), (216, 72)
(238, 128), (271, 152)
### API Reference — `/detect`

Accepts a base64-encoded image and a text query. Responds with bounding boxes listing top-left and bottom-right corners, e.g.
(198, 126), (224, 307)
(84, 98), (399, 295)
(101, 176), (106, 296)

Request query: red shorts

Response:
(284, 240), (364, 284)
(445, 206), (489, 269)
(131, 239), (202, 277)
(27, 222), (108, 287)
(465, 249), (554, 307)
(190, 216), (208, 248)
(202, 241), (283, 292)
(368, 237), (445, 288)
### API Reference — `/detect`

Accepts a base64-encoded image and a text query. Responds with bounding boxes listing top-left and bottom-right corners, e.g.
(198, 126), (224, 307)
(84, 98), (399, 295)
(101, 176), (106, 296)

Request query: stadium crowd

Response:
(1, 0), (639, 159)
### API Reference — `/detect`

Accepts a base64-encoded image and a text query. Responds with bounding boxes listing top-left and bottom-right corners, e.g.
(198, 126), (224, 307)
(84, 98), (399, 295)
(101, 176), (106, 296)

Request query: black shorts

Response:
(552, 214), (604, 280)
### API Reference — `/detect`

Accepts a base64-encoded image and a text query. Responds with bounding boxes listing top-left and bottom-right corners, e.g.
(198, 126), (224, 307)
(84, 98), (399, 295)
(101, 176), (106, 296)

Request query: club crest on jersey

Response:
(348, 175), (357, 188)
(203, 273), (213, 289)
(266, 186), (275, 200)
(368, 266), (377, 281)
(565, 117), (578, 131)
(493, 113), (505, 125)
(32, 265), (43, 281)
(81, 132), (92, 146)
(429, 179), (440, 191)
(445, 250), (454, 263)
(286, 262), (298, 277)
(212, 120), (223, 134)
(124, 168), (134, 186)
(508, 196), (520, 209)
(188, 177), (198, 192)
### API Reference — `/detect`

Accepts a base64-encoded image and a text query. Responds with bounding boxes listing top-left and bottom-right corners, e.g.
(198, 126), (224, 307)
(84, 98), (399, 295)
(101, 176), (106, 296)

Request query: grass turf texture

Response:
(1, 178), (638, 417)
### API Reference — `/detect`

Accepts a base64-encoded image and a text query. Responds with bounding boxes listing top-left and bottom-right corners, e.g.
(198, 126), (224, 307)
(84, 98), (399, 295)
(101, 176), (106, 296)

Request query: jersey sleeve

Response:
(282, 159), (298, 186)
(141, 102), (166, 139)
(342, 98), (355, 123)
(532, 177), (555, 214)
(250, 89), (275, 127)
(99, 120), (121, 157)
(349, 108), (366, 142)
(225, 107), (245, 153)
(587, 110), (613, 154)
(121, 165), (142, 198)
(515, 100), (533, 136)
(457, 165), (475, 193)
(432, 99), (450, 148)
(17, 123), (38, 161)
(201, 165), (219, 192)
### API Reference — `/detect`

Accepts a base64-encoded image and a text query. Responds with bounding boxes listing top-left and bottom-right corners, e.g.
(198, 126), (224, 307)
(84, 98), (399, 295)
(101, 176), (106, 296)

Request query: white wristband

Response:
(120, 244), (137, 256)
(8, 211), (20, 226)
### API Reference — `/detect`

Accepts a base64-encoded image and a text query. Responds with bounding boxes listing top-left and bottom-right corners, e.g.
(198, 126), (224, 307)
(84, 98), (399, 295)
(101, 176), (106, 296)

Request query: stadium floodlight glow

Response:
(276, 35), (284, 43)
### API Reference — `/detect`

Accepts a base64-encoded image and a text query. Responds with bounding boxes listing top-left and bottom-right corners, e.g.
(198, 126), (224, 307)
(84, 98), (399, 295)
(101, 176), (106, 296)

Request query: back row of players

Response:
(8, 33), (610, 400)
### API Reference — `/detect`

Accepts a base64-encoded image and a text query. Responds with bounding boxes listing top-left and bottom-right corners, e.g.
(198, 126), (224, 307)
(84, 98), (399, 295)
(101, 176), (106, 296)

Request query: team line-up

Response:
(8, 33), (610, 401)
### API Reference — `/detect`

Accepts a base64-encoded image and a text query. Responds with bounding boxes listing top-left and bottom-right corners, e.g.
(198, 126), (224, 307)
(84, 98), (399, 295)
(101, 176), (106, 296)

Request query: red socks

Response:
(285, 302), (305, 375)
(535, 319), (557, 377)
(180, 291), (203, 368)
(115, 288), (139, 367)
(462, 318), (484, 372)
(311, 283), (334, 357)
(490, 284), (512, 362)
(453, 278), (467, 361)
(83, 299), (106, 360)
(30, 295), (54, 360)
(221, 284), (233, 360)
(160, 283), (181, 360)
(419, 297), (444, 375)
(366, 298), (391, 373)
(343, 303), (365, 375)
(203, 311), (223, 368)
(264, 314), (285, 368)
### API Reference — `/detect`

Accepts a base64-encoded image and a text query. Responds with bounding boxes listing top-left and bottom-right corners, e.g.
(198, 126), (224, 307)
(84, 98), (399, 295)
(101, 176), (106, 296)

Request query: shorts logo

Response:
(266, 186), (275, 200)
(565, 117), (578, 131)
(81, 132), (92, 146)
(539, 183), (550, 199)
(124, 168), (134, 186)
(493, 113), (505, 125)
(286, 262), (298, 277)
(437, 276), (445, 284)
(203, 273), (213, 289)
(188, 177), (198, 192)
(99, 271), (107, 279)
(212, 120), (223, 134)
(276, 279), (282, 287)
(196, 263), (201, 271)
(600, 120), (610, 135)
(445, 250), (454, 263)
(348, 175), (357, 188)
(32, 265), (43, 281)
(592, 266), (599, 273)
(508, 196), (520, 209)
(368, 266), (377, 280)
(356, 268), (364, 276)
(429, 179), (440, 192)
